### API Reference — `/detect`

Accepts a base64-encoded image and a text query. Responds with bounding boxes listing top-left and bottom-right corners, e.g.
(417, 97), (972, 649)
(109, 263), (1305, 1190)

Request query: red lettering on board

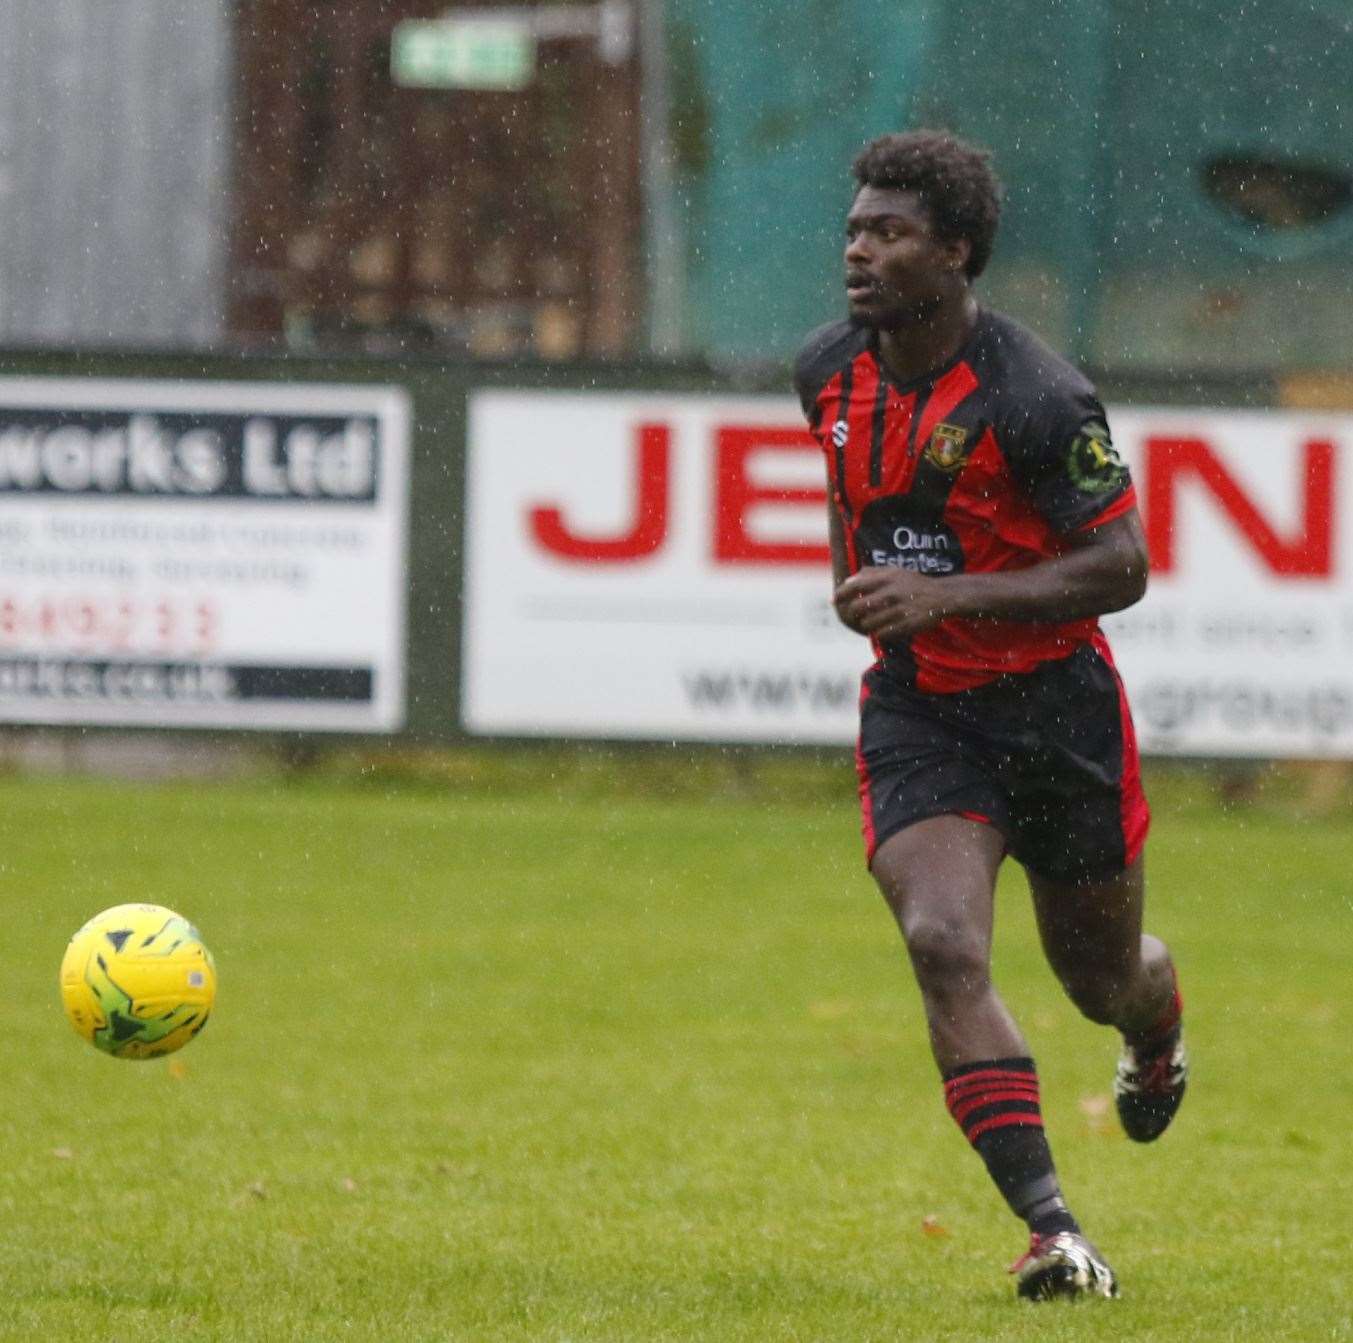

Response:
(528, 423), (670, 562)
(1144, 436), (1334, 577)
(713, 426), (829, 565)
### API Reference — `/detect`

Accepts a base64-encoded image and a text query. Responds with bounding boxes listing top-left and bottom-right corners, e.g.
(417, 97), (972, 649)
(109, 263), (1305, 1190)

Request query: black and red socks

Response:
(943, 1056), (1078, 1238)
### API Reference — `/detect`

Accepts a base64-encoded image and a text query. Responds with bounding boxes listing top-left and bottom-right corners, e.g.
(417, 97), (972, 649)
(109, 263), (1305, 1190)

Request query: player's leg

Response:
(1027, 856), (1174, 1033)
(872, 816), (1101, 1285)
(871, 814), (1016, 1067)
(1028, 859), (1187, 1143)
(1009, 640), (1187, 1145)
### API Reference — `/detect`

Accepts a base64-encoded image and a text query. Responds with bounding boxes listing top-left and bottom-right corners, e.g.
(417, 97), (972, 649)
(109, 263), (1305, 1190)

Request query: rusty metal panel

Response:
(0, 0), (231, 347)
(229, 0), (644, 359)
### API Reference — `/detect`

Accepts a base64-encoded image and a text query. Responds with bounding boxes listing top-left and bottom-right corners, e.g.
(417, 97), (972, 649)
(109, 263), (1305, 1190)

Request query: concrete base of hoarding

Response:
(0, 728), (261, 781)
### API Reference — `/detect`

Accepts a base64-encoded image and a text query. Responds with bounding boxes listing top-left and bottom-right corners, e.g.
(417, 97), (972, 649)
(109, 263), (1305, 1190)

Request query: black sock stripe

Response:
(943, 1056), (1035, 1081)
(955, 1100), (1044, 1136)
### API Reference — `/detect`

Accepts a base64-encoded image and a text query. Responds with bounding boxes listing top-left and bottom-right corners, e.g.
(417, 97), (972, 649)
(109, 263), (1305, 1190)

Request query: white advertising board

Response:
(465, 391), (868, 745)
(464, 390), (1353, 758)
(1100, 408), (1352, 757)
(0, 378), (410, 731)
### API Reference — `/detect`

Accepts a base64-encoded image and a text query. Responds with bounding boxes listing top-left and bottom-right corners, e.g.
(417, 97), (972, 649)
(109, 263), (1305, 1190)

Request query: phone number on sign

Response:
(0, 594), (219, 655)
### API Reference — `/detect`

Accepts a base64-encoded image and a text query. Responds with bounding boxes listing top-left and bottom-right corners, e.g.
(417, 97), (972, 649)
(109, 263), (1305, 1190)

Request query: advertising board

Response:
(464, 391), (1353, 757)
(0, 378), (410, 731)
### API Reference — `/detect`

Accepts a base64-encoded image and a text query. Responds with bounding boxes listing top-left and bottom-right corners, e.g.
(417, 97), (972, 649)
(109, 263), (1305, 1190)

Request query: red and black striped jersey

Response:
(794, 308), (1137, 693)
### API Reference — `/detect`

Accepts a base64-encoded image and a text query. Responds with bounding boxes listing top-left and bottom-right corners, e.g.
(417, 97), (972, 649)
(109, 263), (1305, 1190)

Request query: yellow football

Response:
(59, 903), (216, 1060)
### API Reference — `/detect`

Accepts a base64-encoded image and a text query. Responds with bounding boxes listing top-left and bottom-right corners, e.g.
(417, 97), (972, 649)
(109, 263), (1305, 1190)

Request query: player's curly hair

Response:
(851, 130), (1003, 279)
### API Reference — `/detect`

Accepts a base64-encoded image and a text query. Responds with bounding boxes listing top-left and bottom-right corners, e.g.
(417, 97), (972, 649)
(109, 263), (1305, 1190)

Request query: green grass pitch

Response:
(1, 756), (1349, 1341)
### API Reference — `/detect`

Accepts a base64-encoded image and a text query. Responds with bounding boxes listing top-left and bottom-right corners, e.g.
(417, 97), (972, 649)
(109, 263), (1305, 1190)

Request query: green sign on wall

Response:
(391, 19), (536, 91)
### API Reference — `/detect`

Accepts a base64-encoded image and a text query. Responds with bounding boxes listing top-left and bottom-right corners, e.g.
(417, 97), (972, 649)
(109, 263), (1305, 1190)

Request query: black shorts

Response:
(855, 638), (1149, 884)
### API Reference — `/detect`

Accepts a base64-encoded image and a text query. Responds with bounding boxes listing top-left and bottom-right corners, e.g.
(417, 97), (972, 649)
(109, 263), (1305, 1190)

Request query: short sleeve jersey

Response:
(794, 308), (1137, 693)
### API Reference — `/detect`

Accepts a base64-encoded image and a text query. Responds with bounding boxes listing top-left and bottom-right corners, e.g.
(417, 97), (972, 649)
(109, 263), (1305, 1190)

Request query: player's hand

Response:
(833, 566), (950, 639)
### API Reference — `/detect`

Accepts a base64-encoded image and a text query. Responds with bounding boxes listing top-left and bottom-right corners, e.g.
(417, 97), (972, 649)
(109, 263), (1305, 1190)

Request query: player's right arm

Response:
(793, 320), (867, 636)
(827, 499), (868, 635)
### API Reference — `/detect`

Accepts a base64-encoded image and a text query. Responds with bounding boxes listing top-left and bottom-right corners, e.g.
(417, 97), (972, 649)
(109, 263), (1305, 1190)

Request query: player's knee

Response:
(901, 916), (991, 1001)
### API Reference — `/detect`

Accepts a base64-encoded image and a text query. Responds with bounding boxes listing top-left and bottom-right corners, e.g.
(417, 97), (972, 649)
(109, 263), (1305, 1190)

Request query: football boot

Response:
(1010, 1231), (1119, 1301)
(1114, 1033), (1188, 1142)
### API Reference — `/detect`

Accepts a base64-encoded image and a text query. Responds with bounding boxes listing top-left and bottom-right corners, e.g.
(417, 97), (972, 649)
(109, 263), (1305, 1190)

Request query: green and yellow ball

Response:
(59, 904), (216, 1060)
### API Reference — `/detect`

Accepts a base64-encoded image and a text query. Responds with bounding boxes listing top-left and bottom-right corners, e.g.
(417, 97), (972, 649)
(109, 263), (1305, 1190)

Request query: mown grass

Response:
(0, 757), (1348, 1341)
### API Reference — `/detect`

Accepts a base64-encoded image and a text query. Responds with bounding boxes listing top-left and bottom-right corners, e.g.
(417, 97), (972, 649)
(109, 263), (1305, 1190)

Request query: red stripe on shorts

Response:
(855, 675), (877, 862)
(1091, 630), (1149, 865)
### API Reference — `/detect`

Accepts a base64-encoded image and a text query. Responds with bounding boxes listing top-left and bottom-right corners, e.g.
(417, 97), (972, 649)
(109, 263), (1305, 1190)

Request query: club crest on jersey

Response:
(831, 419), (849, 448)
(923, 423), (969, 473)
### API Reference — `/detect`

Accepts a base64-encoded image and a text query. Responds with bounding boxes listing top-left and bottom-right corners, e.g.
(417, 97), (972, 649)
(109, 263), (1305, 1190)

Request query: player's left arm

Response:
(834, 508), (1148, 640)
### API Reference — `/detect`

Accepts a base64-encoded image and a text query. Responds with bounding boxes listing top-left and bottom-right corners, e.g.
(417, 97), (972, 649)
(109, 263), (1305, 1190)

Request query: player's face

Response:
(844, 187), (968, 329)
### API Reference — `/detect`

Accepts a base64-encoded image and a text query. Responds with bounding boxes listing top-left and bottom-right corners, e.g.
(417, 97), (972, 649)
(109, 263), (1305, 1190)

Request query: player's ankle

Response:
(1123, 965), (1183, 1053)
(1029, 1207), (1080, 1239)
(1124, 1020), (1181, 1061)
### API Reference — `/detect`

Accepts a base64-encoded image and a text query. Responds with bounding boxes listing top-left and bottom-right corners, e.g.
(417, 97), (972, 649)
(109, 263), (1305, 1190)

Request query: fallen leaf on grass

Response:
(920, 1214), (950, 1238)
(1078, 1094), (1118, 1137)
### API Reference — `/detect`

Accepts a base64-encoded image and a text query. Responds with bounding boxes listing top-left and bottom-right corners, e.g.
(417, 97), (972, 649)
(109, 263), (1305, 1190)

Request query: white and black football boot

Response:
(1114, 1034), (1189, 1142)
(1011, 1231), (1119, 1301)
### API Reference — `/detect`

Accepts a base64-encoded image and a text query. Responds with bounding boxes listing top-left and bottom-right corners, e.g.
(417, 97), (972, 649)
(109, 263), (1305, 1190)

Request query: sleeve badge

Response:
(1066, 421), (1127, 493)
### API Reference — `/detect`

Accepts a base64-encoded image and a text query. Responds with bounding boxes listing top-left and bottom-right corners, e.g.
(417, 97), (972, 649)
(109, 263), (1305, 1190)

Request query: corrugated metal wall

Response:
(0, 0), (231, 348)
(4, 0), (1351, 374)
